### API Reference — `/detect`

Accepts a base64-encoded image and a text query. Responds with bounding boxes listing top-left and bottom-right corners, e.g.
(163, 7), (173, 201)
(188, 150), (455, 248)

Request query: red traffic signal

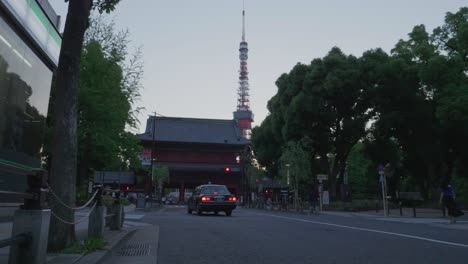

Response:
(225, 167), (231, 172)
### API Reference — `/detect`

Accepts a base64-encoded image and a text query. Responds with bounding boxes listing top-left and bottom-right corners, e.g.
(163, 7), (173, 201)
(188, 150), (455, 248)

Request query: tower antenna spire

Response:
(242, 0), (245, 41)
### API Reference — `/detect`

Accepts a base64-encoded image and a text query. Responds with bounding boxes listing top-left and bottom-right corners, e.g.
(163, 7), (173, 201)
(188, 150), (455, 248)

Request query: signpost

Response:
(317, 174), (328, 181)
(322, 191), (329, 205)
(378, 165), (387, 217)
(316, 174), (328, 212)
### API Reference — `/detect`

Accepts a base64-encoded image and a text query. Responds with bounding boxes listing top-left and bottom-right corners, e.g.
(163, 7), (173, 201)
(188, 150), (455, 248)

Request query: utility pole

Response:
(149, 112), (157, 195)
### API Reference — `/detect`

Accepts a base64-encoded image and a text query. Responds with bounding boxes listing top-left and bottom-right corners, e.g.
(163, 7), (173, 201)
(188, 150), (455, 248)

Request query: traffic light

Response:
(225, 167), (231, 173)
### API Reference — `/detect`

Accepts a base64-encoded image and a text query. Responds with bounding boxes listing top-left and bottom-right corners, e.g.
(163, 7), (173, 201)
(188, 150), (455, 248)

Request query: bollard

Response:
(9, 170), (50, 264)
(88, 205), (104, 238)
(109, 204), (122, 231)
(9, 209), (51, 264)
(88, 188), (104, 238)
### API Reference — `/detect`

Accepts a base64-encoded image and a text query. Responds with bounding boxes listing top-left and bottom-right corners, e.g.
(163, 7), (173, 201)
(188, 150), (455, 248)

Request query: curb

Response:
(155, 225), (160, 264)
(74, 228), (137, 264)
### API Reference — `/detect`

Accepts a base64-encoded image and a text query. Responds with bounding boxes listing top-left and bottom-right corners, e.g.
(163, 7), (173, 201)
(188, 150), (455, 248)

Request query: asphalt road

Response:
(141, 206), (468, 264)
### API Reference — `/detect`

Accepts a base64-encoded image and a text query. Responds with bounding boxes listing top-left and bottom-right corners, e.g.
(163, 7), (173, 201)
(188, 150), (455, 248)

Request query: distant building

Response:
(0, 0), (62, 194)
(137, 116), (250, 202)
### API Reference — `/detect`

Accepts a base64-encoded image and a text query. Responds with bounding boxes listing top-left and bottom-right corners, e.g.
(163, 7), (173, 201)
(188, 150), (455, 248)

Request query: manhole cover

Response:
(116, 243), (151, 256)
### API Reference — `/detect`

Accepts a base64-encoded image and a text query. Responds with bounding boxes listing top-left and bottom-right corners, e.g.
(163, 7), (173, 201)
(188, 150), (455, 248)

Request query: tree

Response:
(254, 48), (371, 198)
(365, 8), (468, 200)
(279, 138), (312, 204)
(251, 116), (281, 175)
(252, 7), (468, 203)
(77, 39), (143, 184)
(346, 143), (375, 199)
(48, 0), (121, 251)
(301, 48), (371, 197)
(152, 165), (169, 194)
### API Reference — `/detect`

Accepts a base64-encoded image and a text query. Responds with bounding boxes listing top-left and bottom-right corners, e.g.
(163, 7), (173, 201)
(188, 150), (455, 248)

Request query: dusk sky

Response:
(49, 0), (466, 133)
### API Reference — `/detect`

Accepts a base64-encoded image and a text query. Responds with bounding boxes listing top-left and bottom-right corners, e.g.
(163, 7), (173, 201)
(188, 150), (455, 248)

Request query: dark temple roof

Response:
(137, 116), (250, 145)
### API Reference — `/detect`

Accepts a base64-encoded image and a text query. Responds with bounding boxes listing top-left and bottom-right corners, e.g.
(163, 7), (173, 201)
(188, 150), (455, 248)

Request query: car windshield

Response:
(201, 186), (230, 195)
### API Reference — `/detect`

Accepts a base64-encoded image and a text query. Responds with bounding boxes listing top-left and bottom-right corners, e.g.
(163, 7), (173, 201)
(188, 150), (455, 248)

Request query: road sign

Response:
(322, 191), (330, 205)
(317, 174), (328, 180)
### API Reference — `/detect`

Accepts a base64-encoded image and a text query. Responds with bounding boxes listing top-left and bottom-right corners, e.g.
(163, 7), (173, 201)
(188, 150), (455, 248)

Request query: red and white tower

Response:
(233, 6), (254, 138)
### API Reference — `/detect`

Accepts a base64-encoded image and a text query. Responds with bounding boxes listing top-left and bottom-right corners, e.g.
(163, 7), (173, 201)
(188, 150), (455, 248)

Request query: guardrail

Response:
(0, 233), (31, 249)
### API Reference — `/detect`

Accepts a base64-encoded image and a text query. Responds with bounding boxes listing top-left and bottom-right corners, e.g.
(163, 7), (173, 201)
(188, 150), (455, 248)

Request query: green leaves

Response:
(253, 7), (468, 200)
(76, 17), (143, 178)
(93, 0), (121, 14)
(279, 138), (312, 185)
(152, 165), (169, 185)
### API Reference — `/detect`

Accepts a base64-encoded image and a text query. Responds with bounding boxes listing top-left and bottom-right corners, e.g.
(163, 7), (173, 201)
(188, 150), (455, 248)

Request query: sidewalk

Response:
(319, 208), (468, 230)
(249, 205), (468, 228)
(0, 204), (148, 264)
(352, 207), (468, 219)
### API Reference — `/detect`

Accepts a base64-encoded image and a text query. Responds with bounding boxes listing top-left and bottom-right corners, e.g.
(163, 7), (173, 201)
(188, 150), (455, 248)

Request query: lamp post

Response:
(235, 153), (243, 205)
(239, 146), (251, 207)
(285, 164), (291, 208)
(149, 112), (156, 196)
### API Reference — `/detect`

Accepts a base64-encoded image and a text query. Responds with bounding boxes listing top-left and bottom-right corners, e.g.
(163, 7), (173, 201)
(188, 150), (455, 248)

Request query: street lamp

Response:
(149, 112), (157, 195)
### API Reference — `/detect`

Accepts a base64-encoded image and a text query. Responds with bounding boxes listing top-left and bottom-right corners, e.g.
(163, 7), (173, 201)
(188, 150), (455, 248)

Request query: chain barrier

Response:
(50, 200), (98, 225)
(48, 186), (99, 211)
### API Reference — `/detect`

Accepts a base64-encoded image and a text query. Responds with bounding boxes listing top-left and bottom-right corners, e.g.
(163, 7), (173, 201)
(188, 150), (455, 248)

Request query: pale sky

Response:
(49, 0), (466, 133)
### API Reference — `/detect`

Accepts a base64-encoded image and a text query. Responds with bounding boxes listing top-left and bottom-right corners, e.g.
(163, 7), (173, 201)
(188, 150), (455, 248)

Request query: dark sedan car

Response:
(187, 184), (237, 216)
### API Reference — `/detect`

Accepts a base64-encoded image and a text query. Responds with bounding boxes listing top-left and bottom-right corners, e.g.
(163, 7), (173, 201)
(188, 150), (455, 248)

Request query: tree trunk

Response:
(328, 157), (338, 198)
(48, 0), (93, 251)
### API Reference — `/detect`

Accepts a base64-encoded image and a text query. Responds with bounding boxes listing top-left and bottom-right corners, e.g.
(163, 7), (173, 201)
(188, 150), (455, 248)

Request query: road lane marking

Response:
(250, 212), (468, 248)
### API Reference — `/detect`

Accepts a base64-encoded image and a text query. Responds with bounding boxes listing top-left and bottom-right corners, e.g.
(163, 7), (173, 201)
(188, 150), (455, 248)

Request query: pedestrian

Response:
(309, 186), (319, 214)
(266, 197), (273, 210)
(439, 180), (464, 223)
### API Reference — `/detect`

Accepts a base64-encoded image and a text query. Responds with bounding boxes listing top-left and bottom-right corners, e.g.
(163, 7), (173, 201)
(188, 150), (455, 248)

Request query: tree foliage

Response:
(152, 165), (169, 190)
(278, 138), (312, 188)
(252, 7), (468, 202)
(77, 36), (143, 183)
